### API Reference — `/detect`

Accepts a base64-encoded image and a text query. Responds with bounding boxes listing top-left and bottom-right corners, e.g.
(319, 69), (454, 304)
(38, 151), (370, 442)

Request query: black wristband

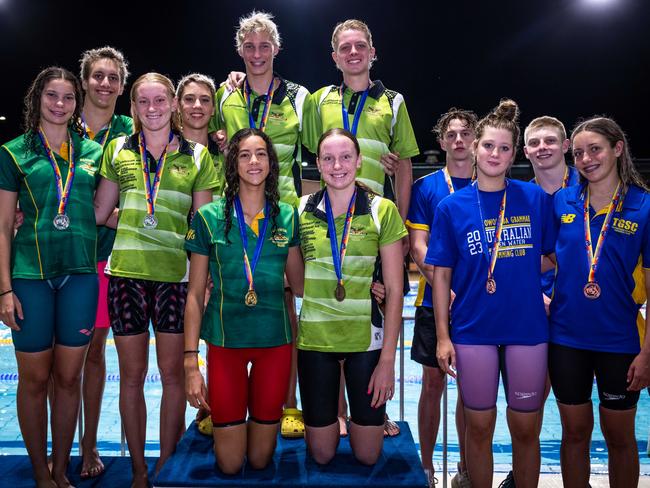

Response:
(0, 289), (12, 297)
(183, 350), (199, 355)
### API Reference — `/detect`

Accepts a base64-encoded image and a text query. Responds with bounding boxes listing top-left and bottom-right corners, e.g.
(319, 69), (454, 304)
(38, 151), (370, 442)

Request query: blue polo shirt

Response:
(406, 170), (471, 308)
(425, 179), (555, 345)
(550, 184), (650, 354)
(531, 166), (581, 297)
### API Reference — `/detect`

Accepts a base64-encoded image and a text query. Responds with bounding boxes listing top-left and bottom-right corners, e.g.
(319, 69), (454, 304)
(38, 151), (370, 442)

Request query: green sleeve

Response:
(301, 90), (324, 155)
(389, 97), (419, 159)
(378, 198), (408, 246)
(289, 206), (300, 247)
(0, 146), (22, 192)
(99, 138), (121, 182)
(193, 146), (220, 192)
(185, 208), (212, 255)
(208, 86), (226, 134)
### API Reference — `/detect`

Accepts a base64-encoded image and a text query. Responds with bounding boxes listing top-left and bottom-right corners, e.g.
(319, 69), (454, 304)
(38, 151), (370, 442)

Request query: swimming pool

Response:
(0, 287), (648, 475)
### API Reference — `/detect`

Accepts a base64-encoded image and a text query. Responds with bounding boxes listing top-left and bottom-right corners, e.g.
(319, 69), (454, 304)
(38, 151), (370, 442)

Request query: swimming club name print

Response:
(467, 215), (533, 258)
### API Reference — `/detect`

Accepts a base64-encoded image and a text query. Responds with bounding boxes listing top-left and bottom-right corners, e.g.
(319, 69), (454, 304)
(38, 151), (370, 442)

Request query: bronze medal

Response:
(244, 289), (258, 307)
(583, 282), (601, 300)
(486, 277), (497, 295)
(335, 283), (346, 302)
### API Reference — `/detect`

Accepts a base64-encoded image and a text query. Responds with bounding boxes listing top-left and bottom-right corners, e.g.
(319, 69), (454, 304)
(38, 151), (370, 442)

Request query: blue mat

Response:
(0, 454), (157, 487)
(154, 421), (427, 487)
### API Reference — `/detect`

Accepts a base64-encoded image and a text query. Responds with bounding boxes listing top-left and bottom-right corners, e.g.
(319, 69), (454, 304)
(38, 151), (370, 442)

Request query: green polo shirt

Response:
(304, 81), (419, 196)
(0, 131), (102, 279)
(100, 133), (220, 283)
(209, 75), (313, 206)
(185, 198), (299, 348)
(297, 186), (407, 352)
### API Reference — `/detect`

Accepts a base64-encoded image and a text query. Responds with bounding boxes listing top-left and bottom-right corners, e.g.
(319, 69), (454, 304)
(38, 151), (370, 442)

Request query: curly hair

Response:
(433, 107), (478, 140)
(23, 67), (84, 151)
(223, 128), (281, 244)
(571, 116), (649, 191)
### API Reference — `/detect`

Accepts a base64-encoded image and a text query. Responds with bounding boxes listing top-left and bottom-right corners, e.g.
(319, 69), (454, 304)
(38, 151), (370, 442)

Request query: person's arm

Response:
(224, 71), (246, 92)
(94, 178), (120, 225)
(0, 190), (23, 330)
(192, 190), (213, 213)
(409, 228), (434, 286)
(394, 156), (412, 223)
(285, 246), (304, 297)
(184, 252), (210, 411)
(367, 239), (402, 408)
(626, 267), (650, 391)
(433, 266), (455, 377)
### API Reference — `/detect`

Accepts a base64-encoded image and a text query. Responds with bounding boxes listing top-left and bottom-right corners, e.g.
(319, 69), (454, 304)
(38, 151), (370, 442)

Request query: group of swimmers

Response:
(0, 9), (647, 488)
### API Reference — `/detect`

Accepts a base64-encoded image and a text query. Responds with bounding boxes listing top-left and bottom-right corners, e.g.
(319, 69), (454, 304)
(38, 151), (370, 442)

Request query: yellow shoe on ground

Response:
(198, 416), (213, 436)
(280, 408), (304, 438)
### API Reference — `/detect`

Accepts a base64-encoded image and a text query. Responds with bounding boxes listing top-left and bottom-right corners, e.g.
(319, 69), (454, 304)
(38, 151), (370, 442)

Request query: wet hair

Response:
(23, 66), (84, 151)
(331, 19), (377, 68)
(571, 117), (649, 191)
(524, 116), (567, 144)
(129, 73), (181, 134)
(223, 128), (281, 244)
(176, 73), (216, 104)
(79, 46), (129, 86)
(316, 127), (361, 158)
(235, 11), (281, 51)
(433, 107), (478, 140)
(475, 98), (521, 153)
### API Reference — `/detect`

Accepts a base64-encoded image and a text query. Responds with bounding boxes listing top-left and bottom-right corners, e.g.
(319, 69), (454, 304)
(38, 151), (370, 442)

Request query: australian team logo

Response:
(271, 228), (289, 247)
(78, 160), (97, 175)
(170, 164), (189, 177)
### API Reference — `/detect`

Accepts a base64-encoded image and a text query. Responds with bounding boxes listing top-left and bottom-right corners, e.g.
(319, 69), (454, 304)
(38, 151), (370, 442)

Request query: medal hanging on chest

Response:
(325, 188), (357, 302)
(582, 183), (624, 300)
(244, 77), (275, 132)
(139, 131), (172, 229)
(38, 128), (75, 231)
(474, 182), (507, 295)
(235, 196), (270, 307)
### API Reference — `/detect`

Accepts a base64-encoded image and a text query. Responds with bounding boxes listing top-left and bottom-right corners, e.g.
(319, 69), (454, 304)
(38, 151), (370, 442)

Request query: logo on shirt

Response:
(271, 228), (289, 247)
(185, 229), (196, 241)
(561, 213), (576, 224)
(350, 226), (367, 240)
(269, 111), (287, 122)
(170, 164), (189, 177)
(79, 162), (97, 175)
(612, 217), (638, 235)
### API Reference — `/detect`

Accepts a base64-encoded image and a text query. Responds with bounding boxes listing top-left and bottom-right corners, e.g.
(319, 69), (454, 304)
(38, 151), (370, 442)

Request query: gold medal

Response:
(335, 283), (346, 302)
(244, 289), (258, 307)
(583, 282), (601, 300)
(486, 277), (497, 295)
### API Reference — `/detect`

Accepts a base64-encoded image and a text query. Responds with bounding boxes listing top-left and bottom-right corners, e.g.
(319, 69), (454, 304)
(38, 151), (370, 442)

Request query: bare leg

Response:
(213, 424), (247, 474)
(284, 289), (298, 409)
(114, 333), (150, 487)
(600, 405), (639, 488)
(349, 422), (384, 465)
(247, 421), (280, 469)
(557, 402), (593, 487)
(463, 407), (496, 488)
(507, 408), (540, 488)
(305, 421), (339, 465)
(50, 344), (89, 488)
(80, 327), (109, 477)
(337, 362), (348, 436)
(456, 395), (467, 472)
(16, 350), (56, 486)
(418, 365), (445, 472)
(155, 332), (186, 473)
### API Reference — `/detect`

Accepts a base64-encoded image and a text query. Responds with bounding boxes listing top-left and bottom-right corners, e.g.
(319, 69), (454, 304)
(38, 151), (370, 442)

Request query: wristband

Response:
(183, 350), (199, 355)
(0, 289), (12, 297)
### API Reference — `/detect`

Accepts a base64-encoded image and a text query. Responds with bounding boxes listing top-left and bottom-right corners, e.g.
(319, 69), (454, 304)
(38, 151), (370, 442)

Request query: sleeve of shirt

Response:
(406, 177), (430, 231)
(99, 138), (120, 182)
(0, 146), (22, 192)
(193, 146), (220, 192)
(301, 90), (323, 156)
(541, 190), (557, 255)
(425, 204), (457, 267)
(185, 208), (212, 255)
(378, 198), (408, 246)
(208, 86), (225, 134)
(289, 206), (300, 247)
(389, 95), (419, 159)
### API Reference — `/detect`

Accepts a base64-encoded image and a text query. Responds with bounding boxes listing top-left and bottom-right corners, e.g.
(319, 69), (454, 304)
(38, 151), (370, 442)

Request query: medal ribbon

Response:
(38, 127), (75, 216)
(139, 131), (173, 218)
(324, 188), (357, 289)
(583, 182), (624, 284)
(474, 182), (507, 281)
(234, 197), (270, 293)
(81, 115), (112, 148)
(340, 84), (369, 136)
(244, 77), (276, 131)
(442, 167), (455, 194)
(561, 166), (570, 189)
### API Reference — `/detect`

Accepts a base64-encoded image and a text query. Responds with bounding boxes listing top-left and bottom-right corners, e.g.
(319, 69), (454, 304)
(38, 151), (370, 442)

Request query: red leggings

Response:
(208, 343), (292, 427)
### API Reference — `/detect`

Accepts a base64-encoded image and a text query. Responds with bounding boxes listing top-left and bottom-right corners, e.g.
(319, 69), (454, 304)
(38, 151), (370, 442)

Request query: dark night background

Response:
(1, 0), (649, 165)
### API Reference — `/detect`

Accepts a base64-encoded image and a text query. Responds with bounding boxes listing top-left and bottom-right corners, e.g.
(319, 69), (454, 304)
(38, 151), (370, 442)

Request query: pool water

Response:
(0, 287), (648, 474)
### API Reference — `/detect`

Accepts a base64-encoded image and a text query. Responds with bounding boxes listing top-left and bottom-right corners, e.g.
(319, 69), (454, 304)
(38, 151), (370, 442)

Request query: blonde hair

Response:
(235, 11), (281, 51)
(129, 73), (180, 133)
(331, 19), (377, 69)
(176, 73), (216, 103)
(524, 115), (567, 144)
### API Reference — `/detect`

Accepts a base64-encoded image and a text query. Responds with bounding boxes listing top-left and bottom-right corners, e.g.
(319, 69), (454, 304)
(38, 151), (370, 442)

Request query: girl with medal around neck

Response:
(547, 117), (650, 488)
(0, 67), (103, 488)
(184, 128), (303, 474)
(428, 100), (556, 488)
(296, 128), (406, 466)
(94, 73), (219, 487)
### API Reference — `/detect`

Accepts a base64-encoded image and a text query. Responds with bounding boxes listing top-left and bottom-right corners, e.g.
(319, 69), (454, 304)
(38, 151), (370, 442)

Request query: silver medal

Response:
(53, 214), (70, 230)
(143, 214), (158, 229)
